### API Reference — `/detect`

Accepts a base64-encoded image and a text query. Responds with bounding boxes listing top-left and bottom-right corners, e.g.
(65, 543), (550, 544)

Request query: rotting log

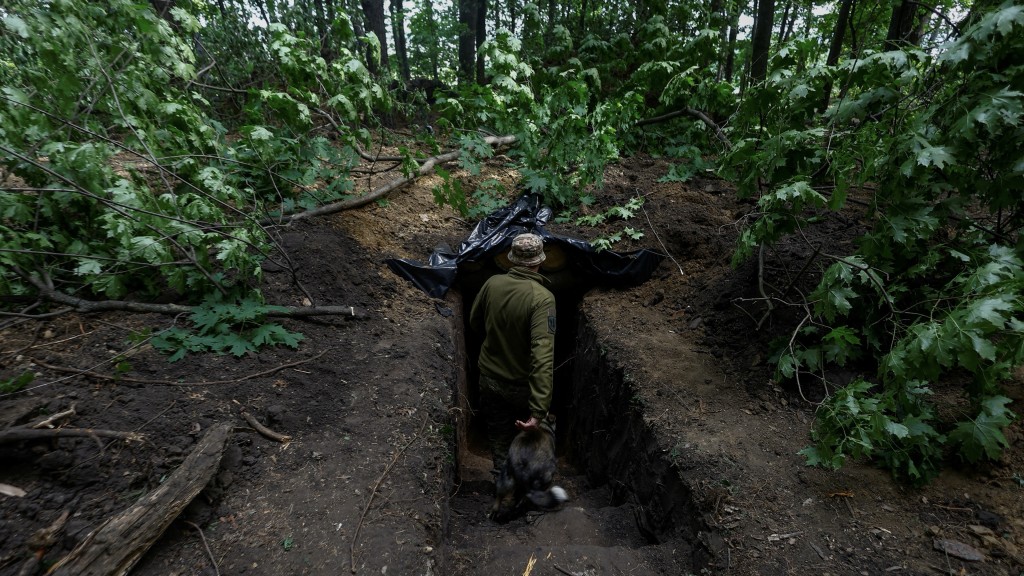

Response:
(45, 423), (231, 576)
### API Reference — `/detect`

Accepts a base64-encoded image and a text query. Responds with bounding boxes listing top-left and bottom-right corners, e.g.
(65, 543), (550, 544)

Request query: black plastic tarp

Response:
(385, 194), (665, 298)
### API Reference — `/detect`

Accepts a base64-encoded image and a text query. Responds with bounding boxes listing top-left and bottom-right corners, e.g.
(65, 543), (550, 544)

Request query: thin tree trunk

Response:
(884, 0), (918, 50)
(782, 2), (798, 42)
(820, 0), (853, 112)
(458, 0), (476, 84)
(391, 0), (410, 81)
(255, 0), (269, 24)
(724, 0), (740, 82)
(46, 424), (231, 576)
(360, 0), (390, 73)
(749, 0), (774, 85)
(475, 0), (487, 83)
(579, 0), (588, 36)
(711, 0), (727, 79)
(777, 0), (791, 42)
(265, 0), (277, 23)
(313, 0), (330, 58)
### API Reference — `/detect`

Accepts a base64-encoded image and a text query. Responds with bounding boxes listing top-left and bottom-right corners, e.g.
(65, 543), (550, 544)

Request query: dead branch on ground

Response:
(637, 108), (732, 149)
(241, 412), (291, 443)
(15, 268), (369, 319)
(265, 135), (517, 226)
(46, 423), (231, 576)
(31, 404), (76, 429)
(25, 350), (328, 387)
(0, 427), (143, 445)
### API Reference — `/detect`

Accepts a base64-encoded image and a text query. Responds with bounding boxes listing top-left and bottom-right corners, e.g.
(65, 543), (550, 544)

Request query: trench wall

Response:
(566, 308), (707, 560)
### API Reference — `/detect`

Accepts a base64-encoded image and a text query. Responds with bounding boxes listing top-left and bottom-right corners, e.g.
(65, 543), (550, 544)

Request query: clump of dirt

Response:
(0, 150), (1021, 576)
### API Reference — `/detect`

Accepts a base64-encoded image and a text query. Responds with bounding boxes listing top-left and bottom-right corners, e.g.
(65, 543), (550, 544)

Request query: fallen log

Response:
(45, 423), (231, 576)
(263, 134), (518, 226)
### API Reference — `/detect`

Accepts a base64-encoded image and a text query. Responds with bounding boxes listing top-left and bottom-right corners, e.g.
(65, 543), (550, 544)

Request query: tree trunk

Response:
(884, 0), (918, 50)
(711, 0), (726, 78)
(265, 0), (277, 23)
(777, 0), (791, 43)
(749, 0), (774, 85)
(820, 0), (853, 111)
(391, 0), (410, 81)
(313, 0), (330, 58)
(360, 0), (390, 73)
(475, 0), (487, 83)
(458, 0), (476, 84)
(579, 0), (588, 36)
(782, 1), (798, 42)
(724, 0), (740, 82)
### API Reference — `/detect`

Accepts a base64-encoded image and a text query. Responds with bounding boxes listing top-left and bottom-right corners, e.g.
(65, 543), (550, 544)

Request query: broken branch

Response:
(0, 427), (143, 445)
(16, 271), (371, 319)
(637, 108), (732, 149)
(264, 135), (517, 226)
(31, 403), (76, 429)
(241, 412), (291, 443)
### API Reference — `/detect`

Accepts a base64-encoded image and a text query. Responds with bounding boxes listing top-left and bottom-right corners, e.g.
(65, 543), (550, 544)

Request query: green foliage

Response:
(949, 396), (1016, 463)
(800, 379), (946, 484)
(658, 144), (713, 183)
(0, 372), (34, 394)
(728, 1), (1024, 481)
(151, 295), (304, 362)
(574, 197), (646, 251)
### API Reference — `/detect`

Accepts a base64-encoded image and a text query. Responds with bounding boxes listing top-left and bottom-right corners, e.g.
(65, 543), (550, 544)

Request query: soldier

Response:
(470, 233), (557, 471)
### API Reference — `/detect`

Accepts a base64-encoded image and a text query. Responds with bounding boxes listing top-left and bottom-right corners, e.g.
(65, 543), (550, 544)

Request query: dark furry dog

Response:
(489, 415), (568, 522)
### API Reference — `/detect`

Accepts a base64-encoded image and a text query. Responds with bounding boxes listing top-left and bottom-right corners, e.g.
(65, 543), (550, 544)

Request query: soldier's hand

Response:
(515, 417), (540, 431)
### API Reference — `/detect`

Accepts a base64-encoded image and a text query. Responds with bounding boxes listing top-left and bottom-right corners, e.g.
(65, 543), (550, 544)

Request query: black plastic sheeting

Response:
(385, 194), (665, 298)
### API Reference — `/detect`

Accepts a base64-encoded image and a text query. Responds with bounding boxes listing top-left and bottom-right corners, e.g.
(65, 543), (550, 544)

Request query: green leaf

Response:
(915, 145), (954, 170)
(3, 15), (29, 38)
(74, 259), (103, 276)
(222, 333), (256, 357)
(948, 396), (1015, 462)
(965, 296), (1015, 329)
(250, 323), (304, 348)
(884, 420), (910, 439)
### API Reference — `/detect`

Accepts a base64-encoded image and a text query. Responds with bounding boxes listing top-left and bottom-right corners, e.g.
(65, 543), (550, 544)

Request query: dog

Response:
(489, 414), (568, 522)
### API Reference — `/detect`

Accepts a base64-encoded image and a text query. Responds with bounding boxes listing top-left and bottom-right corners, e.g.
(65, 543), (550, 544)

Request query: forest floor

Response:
(1, 145), (1022, 576)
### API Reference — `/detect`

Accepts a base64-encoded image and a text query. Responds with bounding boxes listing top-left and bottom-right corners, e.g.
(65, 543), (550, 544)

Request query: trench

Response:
(440, 263), (707, 574)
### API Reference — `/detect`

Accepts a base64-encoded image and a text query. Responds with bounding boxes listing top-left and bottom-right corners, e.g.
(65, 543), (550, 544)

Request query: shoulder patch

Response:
(547, 310), (556, 334)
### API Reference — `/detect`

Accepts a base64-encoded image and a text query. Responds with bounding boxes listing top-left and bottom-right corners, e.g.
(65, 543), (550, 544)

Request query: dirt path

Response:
(1, 154), (1022, 576)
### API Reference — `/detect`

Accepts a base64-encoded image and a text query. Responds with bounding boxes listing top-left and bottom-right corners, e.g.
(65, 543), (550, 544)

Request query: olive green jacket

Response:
(470, 267), (556, 419)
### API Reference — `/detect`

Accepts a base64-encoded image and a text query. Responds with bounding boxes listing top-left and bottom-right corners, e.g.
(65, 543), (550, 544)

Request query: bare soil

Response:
(1, 151), (1022, 576)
